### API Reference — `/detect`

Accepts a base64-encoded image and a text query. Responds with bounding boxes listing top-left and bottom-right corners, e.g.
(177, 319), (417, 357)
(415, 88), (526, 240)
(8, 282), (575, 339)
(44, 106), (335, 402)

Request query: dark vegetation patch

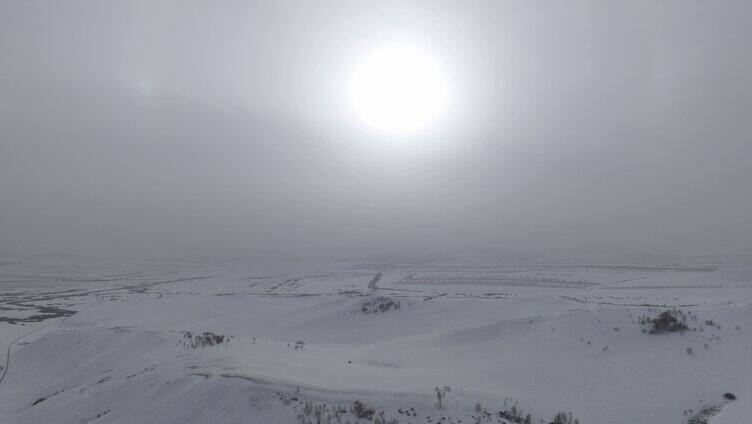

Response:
(285, 388), (581, 424)
(549, 411), (580, 424)
(639, 309), (689, 334)
(686, 404), (721, 424)
(353, 400), (375, 419)
(685, 393), (737, 424)
(294, 398), (394, 424)
(494, 397), (534, 424)
(181, 331), (232, 348)
(498, 404), (531, 423)
(0, 303), (76, 324)
(355, 296), (401, 314)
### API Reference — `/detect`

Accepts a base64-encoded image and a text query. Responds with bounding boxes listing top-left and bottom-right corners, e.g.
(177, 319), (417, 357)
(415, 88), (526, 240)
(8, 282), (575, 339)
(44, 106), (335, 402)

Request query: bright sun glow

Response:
(348, 45), (448, 135)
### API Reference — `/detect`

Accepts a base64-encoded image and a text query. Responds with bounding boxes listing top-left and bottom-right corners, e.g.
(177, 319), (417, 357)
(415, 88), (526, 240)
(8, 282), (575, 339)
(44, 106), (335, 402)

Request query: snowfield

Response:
(1, 255), (751, 424)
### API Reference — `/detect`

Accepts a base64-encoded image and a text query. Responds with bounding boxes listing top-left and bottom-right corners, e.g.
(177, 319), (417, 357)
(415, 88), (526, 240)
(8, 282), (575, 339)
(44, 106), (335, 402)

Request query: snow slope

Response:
(1, 255), (751, 424)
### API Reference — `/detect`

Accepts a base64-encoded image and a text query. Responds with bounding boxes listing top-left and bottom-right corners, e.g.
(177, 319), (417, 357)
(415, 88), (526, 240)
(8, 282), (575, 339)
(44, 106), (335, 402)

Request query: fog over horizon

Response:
(2, 0), (751, 260)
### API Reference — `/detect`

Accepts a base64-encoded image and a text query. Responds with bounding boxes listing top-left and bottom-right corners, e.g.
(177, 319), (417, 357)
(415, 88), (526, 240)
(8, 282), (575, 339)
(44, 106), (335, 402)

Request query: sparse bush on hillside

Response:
(687, 404), (721, 424)
(640, 310), (689, 334)
(353, 400), (375, 419)
(293, 396), (400, 424)
(181, 331), (230, 348)
(286, 389), (577, 424)
(498, 397), (531, 424)
(435, 386), (444, 409)
(355, 296), (401, 314)
(549, 411), (580, 424)
(433, 385), (451, 410)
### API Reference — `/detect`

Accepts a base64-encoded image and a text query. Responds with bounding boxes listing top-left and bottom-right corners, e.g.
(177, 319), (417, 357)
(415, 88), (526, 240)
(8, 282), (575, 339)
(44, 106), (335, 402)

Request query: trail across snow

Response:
(0, 318), (64, 387)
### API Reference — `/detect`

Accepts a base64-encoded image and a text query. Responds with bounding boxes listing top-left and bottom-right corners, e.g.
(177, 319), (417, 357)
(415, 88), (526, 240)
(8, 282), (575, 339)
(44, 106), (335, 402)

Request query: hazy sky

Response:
(1, 1), (751, 259)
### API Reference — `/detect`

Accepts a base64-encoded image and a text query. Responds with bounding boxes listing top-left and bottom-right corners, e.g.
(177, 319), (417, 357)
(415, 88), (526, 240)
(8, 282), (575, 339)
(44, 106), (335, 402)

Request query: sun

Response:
(348, 44), (448, 135)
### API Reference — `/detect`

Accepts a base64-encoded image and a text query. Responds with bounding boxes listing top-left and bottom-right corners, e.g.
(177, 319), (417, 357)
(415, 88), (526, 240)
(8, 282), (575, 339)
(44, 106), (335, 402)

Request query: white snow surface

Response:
(1, 254), (752, 424)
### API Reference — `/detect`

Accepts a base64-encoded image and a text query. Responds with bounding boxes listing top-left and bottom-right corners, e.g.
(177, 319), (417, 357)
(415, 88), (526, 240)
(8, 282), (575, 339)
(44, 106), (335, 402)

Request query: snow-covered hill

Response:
(1, 256), (751, 423)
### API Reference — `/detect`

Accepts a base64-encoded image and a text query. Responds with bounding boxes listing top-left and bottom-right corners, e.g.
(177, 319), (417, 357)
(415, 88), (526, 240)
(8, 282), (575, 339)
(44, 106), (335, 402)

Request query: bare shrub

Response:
(356, 296), (401, 314)
(549, 411), (580, 424)
(353, 400), (374, 419)
(640, 310), (689, 334)
(181, 331), (230, 348)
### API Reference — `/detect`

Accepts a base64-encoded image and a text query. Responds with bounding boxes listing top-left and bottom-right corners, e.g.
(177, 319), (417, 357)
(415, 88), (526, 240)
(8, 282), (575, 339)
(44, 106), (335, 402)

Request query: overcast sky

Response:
(1, 1), (750, 259)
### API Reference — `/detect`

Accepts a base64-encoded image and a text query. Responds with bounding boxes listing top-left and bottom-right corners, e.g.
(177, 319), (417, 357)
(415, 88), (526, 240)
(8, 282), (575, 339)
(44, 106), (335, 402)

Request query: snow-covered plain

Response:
(1, 255), (751, 424)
